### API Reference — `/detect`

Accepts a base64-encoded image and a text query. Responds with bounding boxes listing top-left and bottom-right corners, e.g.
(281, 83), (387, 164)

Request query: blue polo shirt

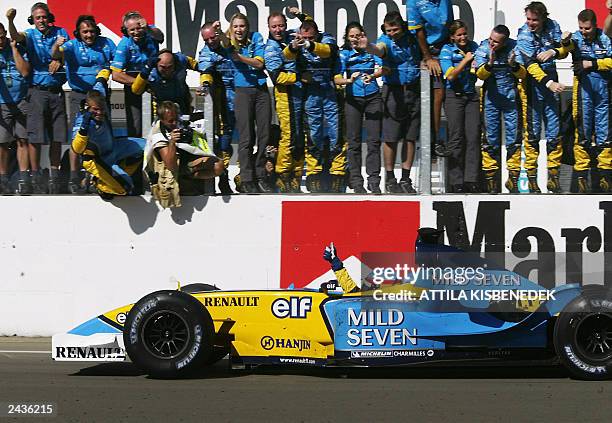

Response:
(226, 32), (267, 87)
(407, 0), (454, 47)
(440, 40), (479, 94)
(110, 34), (160, 74)
(24, 26), (70, 87)
(377, 32), (421, 85)
(60, 37), (116, 92)
(338, 48), (381, 97)
(0, 43), (29, 104)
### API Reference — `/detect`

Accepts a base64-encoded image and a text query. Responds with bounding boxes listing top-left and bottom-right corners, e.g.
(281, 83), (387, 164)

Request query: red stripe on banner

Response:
(47, 0), (155, 37)
(280, 201), (420, 289)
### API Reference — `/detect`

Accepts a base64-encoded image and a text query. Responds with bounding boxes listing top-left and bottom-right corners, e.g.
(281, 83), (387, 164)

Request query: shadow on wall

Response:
(108, 194), (232, 233)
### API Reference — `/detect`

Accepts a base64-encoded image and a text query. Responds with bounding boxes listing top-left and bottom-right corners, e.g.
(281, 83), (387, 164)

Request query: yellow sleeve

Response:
(275, 72), (297, 85)
(186, 56), (198, 70)
(95, 68), (111, 80)
(444, 66), (455, 79)
(526, 63), (549, 83)
(476, 65), (492, 80)
(131, 74), (148, 95)
(110, 66), (124, 73)
(72, 132), (88, 155)
(334, 268), (358, 293)
(312, 42), (331, 58)
(283, 45), (297, 61)
(254, 55), (264, 64)
(596, 58), (612, 71)
(554, 41), (575, 60)
(200, 74), (214, 85)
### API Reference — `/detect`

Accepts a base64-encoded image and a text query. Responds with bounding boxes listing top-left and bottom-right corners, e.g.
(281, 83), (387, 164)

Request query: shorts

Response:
(381, 83), (420, 143)
(429, 43), (446, 90)
(0, 100), (27, 143)
(68, 91), (87, 137)
(26, 86), (68, 144)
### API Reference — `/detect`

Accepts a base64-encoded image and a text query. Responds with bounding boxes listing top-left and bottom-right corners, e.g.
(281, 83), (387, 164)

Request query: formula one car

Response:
(52, 228), (612, 380)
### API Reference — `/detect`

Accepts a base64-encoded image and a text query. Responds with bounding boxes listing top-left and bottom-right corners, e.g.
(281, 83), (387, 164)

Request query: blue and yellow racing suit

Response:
(475, 38), (527, 173)
(284, 31), (343, 176)
(265, 30), (304, 187)
(198, 44), (236, 171)
(71, 114), (145, 195)
(517, 19), (563, 170)
(557, 29), (612, 177)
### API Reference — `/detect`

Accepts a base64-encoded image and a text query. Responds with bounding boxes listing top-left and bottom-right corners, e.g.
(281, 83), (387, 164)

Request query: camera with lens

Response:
(178, 114), (194, 140)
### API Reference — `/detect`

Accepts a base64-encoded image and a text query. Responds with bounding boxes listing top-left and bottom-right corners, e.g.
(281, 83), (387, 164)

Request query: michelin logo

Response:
(350, 350), (435, 359)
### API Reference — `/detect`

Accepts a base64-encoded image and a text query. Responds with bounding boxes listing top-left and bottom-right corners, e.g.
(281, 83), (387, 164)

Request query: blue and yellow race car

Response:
(52, 228), (612, 380)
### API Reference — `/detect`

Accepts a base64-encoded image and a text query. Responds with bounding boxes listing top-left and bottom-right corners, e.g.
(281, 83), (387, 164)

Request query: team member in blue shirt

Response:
(51, 15), (116, 194)
(0, 23), (30, 194)
(335, 22), (383, 194)
(110, 11), (163, 138)
(516, 1), (565, 193)
(440, 20), (481, 193)
(362, 11), (421, 194)
(408, 0), (454, 157)
(475, 25), (527, 193)
(7, 3), (69, 194)
(199, 21), (236, 195)
(224, 13), (272, 194)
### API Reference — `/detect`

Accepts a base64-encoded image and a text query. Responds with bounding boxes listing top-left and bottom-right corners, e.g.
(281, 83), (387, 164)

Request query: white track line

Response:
(0, 350), (50, 354)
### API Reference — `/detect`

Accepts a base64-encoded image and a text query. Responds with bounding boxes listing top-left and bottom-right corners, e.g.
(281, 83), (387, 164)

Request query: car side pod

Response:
(553, 285), (612, 380)
(123, 290), (215, 379)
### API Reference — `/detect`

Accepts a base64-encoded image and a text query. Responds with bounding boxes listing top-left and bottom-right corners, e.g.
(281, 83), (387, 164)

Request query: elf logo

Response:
(271, 297), (312, 319)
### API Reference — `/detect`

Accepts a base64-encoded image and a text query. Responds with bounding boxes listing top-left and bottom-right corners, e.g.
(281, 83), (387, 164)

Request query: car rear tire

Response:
(123, 290), (214, 378)
(553, 286), (612, 380)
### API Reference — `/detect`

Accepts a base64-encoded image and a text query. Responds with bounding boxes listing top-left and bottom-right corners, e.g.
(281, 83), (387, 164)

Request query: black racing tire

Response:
(553, 286), (612, 380)
(123, 290), (214, 378)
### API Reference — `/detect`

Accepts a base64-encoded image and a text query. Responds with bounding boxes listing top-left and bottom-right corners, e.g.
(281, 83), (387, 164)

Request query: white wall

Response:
(1, 194), (610, 336)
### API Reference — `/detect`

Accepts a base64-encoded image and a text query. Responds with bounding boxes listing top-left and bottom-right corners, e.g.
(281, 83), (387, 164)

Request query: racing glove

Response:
(197, 82), (210, 97)
(78, 111), (93, 136)
(323, 242), (343, 271)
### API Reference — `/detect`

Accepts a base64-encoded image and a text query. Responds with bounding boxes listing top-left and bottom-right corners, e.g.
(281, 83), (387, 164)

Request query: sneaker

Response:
(257, 178), (275, 193)
(233, 174), (244, 193)
(0, 178), (11, 195)
(399, 178), (416, 194)
(16, 179), (33, 195)
(306, 175), (323, 193)
(367, 182), (382, 194)
(353, 185), (367, 194)
(527, 169), (541, 193)
(576, 174), (589, 193)
(547, 168), (562, 193)
(434, 142), (451, 157)
(385, 179), (403, 193)
(32, 173), (47, 194)
(69, 178), (85, 195)
(276, 173), (292, 193)
(504, 171), (520, 193)
(97, 189), (114, 201)
(290, 176), (303, 193)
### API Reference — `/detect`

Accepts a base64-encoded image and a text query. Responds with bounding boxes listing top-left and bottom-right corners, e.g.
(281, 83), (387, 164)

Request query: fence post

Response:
(419, 67), (432, 195)
(141, 91), (152, 137)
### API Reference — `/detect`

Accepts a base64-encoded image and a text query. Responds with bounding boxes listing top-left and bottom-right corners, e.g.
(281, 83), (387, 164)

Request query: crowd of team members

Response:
(1, 1), (612, 198)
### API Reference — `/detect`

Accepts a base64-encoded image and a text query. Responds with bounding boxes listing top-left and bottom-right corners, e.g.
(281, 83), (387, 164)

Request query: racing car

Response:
(52, 228), (612, 380)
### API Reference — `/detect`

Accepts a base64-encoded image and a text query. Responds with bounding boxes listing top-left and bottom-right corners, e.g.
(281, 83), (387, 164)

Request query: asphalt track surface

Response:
(0, 338), (610, 423)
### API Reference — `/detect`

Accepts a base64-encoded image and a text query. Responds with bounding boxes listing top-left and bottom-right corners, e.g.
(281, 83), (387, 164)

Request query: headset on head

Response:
(121, 11), (143, 37)
(74, 15), (101, 40)
(28, 2), (55, 25)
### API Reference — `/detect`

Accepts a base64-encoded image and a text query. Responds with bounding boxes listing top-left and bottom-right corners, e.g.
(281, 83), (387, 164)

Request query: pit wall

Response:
(1, 195), (611, 336)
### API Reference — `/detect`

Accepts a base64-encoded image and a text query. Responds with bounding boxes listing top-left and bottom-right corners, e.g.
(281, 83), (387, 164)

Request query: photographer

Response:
(144, 101), (224, 208)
